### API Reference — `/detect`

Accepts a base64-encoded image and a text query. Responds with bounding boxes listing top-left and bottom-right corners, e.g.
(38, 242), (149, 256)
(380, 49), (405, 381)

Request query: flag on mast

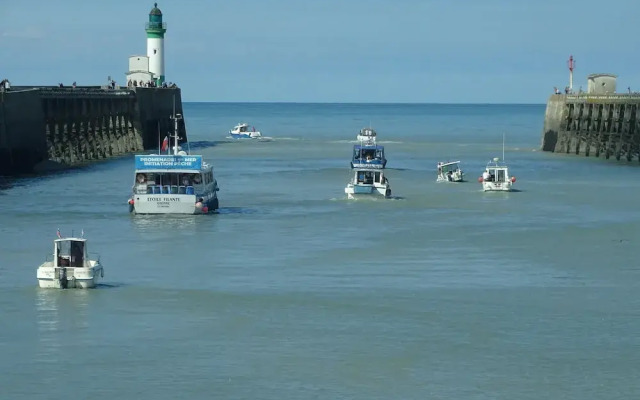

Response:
(56, 228), (61, 238)
(161, 136), (169, 152)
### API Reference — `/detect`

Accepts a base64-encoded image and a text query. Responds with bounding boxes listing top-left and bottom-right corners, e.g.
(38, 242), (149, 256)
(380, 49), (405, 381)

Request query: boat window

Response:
(357, 171), (374, 184)
(496, 169), (506, 182)
(57, 240), (84, 267)
(363, 149), (375, 160)
(375, 172), (381, 182)
(70, 241), (84, 267)
(353, 149), (361, 159)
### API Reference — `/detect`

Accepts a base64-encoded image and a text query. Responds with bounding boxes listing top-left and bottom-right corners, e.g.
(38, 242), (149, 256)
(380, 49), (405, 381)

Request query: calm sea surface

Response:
(1, 103), (639, 399)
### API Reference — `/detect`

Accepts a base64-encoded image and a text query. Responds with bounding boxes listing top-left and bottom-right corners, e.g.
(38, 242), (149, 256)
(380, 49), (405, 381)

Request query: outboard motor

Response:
(58, 267), (68, 289)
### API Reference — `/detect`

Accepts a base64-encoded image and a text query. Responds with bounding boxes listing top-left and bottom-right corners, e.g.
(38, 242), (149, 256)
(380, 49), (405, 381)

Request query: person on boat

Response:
(182, 175), (191, 186)
(482, 170), (491, 182)
(447, 170), (453, 181)
(137, 173), (146, 184)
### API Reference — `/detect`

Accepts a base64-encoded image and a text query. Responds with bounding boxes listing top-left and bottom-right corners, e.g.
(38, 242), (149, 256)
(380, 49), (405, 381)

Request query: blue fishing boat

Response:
(350, 143), (387, 169)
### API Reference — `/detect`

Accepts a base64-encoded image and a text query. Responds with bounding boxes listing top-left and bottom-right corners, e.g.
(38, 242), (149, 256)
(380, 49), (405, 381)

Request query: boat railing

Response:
(87, 253), (101, 266)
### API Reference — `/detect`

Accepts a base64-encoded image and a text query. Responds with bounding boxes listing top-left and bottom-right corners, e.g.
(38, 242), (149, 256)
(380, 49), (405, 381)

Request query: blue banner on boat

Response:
(135, 155), (202, 170)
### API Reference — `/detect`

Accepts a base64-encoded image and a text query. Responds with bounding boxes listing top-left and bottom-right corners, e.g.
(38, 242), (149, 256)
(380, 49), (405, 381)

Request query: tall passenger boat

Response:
(128, 108), (220, 214)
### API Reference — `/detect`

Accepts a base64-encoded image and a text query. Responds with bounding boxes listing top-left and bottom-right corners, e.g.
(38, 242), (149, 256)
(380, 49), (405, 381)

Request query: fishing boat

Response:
(356, 127), (377, 143)
(478, 134), (516, 192)
(351, 143), (387, 169)
(479, 158), (515, 192)
(437, 161), (464, 182)
(128, 111), (220, 214)
(36, 232), (104, 289)
(345, 168), (391, 199)
(229, 122), (262, 139)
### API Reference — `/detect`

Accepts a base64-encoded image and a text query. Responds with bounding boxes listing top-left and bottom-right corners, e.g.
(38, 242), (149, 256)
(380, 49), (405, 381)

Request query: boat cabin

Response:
(352, 144), (386, 168)
(233, 123), (250, 133)
(354, 170), (387, 185)
(359, 128), (377, 140)
(438, 161), (461, 175)
(132, 154), (212, 195)
(133, 170), (213, 195)
(54, 238), (88, 268)
(483, 159), (510, 182)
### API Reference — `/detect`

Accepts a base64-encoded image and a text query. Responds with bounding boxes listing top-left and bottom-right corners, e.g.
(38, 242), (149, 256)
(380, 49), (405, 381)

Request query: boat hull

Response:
(130, 194), (218, 214)
(437, 171), (464, 182)
(345, 183), (391, 199)
(482, 181), (513, 192)
(230, 132), (261, 139)
(37, 264), (103, 289)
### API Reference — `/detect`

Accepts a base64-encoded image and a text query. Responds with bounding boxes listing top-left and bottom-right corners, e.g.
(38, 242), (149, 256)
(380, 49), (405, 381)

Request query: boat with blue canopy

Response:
(128, 111), (219, 214)
(350, 143), (387, 169)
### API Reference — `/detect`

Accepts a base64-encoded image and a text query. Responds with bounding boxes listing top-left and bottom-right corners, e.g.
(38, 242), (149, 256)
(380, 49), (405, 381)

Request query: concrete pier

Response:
(0, 86), (187, 175)
(542, 94), (640, 162)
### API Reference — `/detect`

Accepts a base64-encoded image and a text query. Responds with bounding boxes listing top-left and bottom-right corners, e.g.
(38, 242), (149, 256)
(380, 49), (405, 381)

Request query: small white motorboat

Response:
(437, 161), (464, 182)
(36, 232), (104, 289)
(479, 158), (515, 192)
(229, 123), (262, 139)
(356, 127), (377, 143)
(345, 168), (391, 199)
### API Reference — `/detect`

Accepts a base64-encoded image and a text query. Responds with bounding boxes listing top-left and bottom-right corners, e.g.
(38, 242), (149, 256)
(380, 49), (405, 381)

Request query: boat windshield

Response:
(440, 163), (459, 173)
(133, 171), (212, 194)
(486, 168), (507, 182)
(56, 240), (84, 268)
(356, 170), (385, 184)
(353, 147), (383, 161)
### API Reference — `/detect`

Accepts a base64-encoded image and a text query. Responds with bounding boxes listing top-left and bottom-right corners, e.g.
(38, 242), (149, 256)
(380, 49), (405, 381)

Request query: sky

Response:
(2, 0), (640, 103)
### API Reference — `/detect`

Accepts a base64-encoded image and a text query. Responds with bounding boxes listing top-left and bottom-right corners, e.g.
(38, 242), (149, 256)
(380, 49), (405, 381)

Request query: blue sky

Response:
(2, 0), (639, 103)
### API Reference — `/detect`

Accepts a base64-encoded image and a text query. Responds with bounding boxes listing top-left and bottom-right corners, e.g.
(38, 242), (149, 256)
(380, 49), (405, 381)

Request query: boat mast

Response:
(169, 95), (182, 156)
(502, 132), (505, 162)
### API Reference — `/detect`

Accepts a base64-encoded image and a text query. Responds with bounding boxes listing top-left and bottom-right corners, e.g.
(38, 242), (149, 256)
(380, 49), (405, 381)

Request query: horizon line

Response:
(181, 101), (546, 106)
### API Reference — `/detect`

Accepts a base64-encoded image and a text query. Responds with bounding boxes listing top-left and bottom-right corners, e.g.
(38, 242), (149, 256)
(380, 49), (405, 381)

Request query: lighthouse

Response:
(145, 3), (167, 85)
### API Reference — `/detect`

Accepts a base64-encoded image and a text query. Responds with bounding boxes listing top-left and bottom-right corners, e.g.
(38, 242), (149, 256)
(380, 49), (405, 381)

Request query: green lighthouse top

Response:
(150, 3), (162, 16)
(146, 3), (166, 38)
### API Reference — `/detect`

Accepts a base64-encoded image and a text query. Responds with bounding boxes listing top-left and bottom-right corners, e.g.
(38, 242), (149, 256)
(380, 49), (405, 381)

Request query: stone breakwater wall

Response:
(0, 86), (187, 175)
(542, 94), (640, 162)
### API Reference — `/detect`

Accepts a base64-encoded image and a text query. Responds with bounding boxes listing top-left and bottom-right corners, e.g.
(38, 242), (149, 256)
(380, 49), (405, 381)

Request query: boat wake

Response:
(217, 207), (259, 215)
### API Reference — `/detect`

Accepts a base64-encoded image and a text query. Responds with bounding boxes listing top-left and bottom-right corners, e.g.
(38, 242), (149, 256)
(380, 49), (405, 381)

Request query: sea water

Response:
(1, 103), (639, 399)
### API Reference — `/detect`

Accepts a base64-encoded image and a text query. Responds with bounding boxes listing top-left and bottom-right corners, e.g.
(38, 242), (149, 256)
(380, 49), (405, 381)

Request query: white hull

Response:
(345, 183), (391, 199)
(482, 181), (513, 192)
(230, 132), (262, 139)
(131, 193), (218, 214)
(437, 171), (464, 182)
(37, 263), (103, 289)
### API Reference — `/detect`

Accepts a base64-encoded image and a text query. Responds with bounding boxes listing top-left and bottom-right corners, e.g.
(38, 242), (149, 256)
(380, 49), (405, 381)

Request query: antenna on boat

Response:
(502, 132), (505, 162)
(157, 120), (161, 155)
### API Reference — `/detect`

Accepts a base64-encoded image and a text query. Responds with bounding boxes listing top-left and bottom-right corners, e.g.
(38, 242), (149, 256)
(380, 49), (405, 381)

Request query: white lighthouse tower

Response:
(146, 3), (166, 85)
